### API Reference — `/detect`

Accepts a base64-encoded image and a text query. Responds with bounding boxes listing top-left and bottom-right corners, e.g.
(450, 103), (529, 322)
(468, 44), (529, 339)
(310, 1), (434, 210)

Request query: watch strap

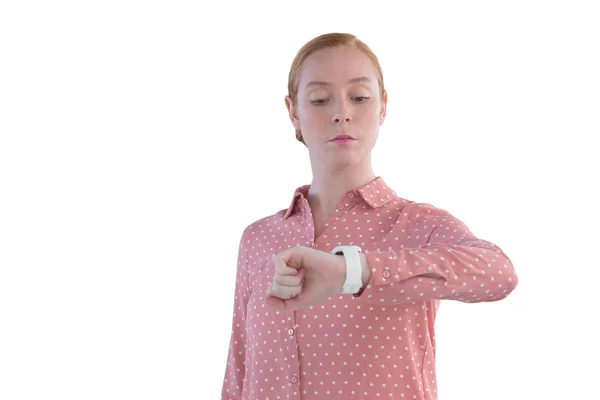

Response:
(331, 245), (363, 294)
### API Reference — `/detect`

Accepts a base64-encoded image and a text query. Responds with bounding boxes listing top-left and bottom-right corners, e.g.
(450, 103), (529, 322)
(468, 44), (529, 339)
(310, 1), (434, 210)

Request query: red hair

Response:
(287, 33), (385, 144)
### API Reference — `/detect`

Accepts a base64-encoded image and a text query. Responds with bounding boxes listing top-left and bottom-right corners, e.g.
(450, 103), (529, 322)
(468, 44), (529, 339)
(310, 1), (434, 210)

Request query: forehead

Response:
(297, 46), (377, 90)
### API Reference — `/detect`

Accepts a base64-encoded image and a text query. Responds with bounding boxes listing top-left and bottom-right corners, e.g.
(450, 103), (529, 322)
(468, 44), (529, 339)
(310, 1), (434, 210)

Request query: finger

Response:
(278, 265), (299, 276)
(273, 245), (308, 270)
(272, 254), (299, 275)
(274, 268), (306, 286)
(272, 284), (301, 299)
(267, 281), (301, 300)
(266, 294), (306, 311)
(265, 295), (285, 309)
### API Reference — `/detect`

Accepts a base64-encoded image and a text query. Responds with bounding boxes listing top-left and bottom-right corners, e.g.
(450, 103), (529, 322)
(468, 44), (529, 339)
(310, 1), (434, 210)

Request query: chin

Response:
(329, 153), (362, 169)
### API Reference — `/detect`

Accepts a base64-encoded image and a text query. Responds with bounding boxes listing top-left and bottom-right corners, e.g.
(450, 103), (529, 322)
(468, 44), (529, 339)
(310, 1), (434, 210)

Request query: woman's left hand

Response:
(265, 246), (347, 310)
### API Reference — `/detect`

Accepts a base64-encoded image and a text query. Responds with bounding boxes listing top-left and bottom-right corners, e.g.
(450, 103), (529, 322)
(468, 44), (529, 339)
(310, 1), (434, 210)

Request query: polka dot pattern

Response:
(221, 176), (518, 399)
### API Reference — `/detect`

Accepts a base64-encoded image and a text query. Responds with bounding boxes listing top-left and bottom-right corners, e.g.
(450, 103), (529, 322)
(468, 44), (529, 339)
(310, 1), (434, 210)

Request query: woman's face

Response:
(286, 45), (387, 171)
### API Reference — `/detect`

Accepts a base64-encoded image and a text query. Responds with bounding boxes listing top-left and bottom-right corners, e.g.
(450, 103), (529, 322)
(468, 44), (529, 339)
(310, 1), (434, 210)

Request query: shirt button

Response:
(337, 204), (345, 211)
(291, 375), (298, 383)
(347, 192), (355, 199)
(382, 270), (391, 278)
(288, 328), (295, 336)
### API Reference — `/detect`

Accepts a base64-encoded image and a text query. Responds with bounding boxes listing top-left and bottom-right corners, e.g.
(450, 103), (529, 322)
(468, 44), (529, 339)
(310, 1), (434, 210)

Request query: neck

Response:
(306, 154), (376, 217)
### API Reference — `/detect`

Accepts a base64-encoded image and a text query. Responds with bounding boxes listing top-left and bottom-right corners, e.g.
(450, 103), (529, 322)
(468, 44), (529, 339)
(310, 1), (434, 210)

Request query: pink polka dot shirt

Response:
(221, 176), (518, 399)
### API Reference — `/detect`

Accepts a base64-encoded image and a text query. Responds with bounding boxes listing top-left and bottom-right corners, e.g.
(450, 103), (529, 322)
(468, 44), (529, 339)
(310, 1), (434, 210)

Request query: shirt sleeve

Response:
(221, 228), (251, 400)
(354, 207), (519, 305)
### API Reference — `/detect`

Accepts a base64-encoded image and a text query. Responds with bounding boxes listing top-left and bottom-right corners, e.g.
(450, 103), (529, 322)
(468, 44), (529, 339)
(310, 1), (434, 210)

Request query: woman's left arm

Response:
(354, 210), (519, 305)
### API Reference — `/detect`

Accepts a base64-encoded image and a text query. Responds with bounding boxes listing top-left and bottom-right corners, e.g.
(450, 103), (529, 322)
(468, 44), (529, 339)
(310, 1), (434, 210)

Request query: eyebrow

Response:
(305, 76), (372, 88)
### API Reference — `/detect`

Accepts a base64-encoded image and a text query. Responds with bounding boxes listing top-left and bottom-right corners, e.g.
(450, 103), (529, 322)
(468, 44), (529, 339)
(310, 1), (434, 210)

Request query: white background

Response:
(1, 1), (598, 399)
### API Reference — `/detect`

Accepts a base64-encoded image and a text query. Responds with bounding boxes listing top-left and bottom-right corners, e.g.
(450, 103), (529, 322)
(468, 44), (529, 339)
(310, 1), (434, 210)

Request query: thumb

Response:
(273, 246), (307, 271)
(272, 253), (293, 273)
(296, 267), (307, 280)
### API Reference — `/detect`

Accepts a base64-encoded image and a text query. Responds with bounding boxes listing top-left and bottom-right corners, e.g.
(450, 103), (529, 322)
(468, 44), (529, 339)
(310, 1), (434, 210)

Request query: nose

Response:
(332, 99), (352, 124)
(332, 113), (352, 124)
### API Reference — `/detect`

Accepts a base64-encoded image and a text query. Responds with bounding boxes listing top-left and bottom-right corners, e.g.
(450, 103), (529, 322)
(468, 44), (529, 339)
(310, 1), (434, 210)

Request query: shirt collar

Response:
(283, 176), (396, 219)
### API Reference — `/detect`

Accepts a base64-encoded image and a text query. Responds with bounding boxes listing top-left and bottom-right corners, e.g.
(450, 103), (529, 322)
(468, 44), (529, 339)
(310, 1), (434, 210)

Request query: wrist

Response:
(359, 253), (372, 288)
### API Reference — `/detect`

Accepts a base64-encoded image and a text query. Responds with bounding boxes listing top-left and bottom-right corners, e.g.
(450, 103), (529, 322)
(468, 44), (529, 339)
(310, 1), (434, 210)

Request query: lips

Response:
(331, 135), (355, 141)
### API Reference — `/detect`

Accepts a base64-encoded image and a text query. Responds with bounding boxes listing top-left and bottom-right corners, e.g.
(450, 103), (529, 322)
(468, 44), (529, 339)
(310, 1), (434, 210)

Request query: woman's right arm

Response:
(220, 228), (251, 400)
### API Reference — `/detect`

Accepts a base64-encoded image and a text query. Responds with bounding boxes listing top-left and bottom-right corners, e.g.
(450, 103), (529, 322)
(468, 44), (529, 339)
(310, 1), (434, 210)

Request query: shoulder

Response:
(391, 199), (456, 231)
(238, 209), (289, 246)
(378, 191), (448, 219)
(403, 201), (450, 218)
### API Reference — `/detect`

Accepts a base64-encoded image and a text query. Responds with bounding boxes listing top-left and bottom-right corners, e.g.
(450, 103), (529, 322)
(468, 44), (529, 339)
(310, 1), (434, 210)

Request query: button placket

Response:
(285, 316), (301, 393)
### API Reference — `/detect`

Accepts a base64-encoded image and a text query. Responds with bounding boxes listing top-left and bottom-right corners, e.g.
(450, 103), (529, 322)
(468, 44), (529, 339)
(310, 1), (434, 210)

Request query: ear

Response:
(379, 90), (387, 125)
(285, 96), (301, 130)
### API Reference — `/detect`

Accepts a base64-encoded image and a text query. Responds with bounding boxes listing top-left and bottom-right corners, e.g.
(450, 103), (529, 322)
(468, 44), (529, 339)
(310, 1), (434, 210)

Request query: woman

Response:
(221, 32), (518, 400)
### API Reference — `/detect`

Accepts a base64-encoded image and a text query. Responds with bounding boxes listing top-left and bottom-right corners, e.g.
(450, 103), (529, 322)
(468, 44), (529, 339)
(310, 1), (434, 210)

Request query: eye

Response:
(353, 96), (370, 103)
(310, 98), (329, 105)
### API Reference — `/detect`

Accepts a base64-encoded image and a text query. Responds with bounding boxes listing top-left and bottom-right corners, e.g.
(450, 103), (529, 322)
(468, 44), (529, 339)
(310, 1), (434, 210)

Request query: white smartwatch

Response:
(331, 245), (363, 294)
